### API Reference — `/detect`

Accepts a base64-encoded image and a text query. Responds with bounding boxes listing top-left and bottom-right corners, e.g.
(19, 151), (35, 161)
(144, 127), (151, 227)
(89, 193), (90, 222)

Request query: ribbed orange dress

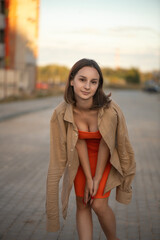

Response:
(74, 130), (112, 199)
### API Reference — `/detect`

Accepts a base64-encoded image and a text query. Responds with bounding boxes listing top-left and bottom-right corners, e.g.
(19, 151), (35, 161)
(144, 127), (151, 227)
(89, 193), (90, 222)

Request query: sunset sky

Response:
(38, 0), (160, 72)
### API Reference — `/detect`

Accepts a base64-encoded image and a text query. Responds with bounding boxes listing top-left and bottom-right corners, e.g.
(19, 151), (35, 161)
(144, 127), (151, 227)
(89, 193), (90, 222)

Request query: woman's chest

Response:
(73, 111), (98, 132)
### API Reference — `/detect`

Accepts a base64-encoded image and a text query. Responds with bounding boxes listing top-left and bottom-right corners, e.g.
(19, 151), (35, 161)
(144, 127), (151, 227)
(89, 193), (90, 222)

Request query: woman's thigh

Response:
(76, 196), (91, 211)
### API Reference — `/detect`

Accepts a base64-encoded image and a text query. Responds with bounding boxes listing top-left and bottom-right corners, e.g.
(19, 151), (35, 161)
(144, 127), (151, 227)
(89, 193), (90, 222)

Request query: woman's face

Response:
(70, 66), (99, 102)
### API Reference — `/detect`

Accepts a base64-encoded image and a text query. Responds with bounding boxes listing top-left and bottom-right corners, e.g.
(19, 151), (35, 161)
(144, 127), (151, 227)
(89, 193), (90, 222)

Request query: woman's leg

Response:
(76, 196), (93, 240)
(91, 198), (118, 240)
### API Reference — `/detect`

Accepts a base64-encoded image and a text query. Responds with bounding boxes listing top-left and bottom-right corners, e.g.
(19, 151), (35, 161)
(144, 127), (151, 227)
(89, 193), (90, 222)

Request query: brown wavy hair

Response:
(64, 58), (112, 109)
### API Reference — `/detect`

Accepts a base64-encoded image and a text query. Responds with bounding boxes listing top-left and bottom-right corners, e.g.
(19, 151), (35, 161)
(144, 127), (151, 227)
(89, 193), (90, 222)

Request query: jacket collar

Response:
(63, 103), (74, 124)
(98, 106), (104, 119)
(64, 102), (105, 123)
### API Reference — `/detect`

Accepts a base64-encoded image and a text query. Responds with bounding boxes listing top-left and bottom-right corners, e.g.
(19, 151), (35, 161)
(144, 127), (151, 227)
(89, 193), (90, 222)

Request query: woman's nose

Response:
(84, 81), (90, 89)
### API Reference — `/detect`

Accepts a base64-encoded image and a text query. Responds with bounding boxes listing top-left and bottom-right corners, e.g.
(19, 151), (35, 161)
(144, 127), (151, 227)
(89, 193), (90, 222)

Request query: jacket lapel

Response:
(63, 103), (74, 123)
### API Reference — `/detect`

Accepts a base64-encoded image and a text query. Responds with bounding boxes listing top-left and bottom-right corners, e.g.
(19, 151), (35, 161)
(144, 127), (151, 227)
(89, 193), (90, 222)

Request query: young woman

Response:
(46, 58), (136, 240)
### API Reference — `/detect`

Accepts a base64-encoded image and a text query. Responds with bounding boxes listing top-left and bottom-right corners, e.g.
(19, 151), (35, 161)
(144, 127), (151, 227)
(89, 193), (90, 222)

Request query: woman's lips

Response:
(81, 91), (90, 95)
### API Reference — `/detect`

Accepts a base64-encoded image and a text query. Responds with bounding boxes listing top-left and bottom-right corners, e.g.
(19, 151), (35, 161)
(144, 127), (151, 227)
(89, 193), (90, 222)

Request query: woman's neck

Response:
(75, 99), (93, 111)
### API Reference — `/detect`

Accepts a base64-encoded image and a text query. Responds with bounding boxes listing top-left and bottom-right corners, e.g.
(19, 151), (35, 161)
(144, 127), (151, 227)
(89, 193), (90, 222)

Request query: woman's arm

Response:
(76, 139), (93, 204)
(92, 138), (110, 197)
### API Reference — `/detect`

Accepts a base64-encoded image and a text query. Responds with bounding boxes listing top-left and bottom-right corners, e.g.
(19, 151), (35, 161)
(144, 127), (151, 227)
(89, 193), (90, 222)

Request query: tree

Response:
(125, 68), (140, 84)
(37, 64), (69, 83)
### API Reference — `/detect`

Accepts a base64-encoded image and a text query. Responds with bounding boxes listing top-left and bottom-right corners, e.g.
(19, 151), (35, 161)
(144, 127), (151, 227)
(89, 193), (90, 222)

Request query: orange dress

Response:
(74, 130), (112, 199)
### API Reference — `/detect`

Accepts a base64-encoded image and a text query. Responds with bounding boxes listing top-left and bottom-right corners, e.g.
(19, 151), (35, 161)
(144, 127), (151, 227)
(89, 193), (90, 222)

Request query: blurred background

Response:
(0, 0), (160, 101)
(0, 1), (160, 240)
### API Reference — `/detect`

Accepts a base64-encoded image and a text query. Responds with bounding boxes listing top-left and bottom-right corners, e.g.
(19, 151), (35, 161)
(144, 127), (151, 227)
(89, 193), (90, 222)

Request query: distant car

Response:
(36, 82), (49, 90)
(144, 80), (160, 93)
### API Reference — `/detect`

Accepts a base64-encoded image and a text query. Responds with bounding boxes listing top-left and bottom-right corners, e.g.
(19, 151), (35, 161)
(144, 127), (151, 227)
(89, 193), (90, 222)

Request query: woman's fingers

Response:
(92, 186), (96, 197)
(87, 179), (100, 205)
(84, 188), (93, 204)
(90, 187), (93, 198)
(90, 195), (94, 205)
(84, 189), (89, 204)
(84, 178), (94, 204)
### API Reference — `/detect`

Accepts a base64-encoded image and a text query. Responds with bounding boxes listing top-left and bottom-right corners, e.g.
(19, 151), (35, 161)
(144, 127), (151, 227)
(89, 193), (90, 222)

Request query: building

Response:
(0, 0), (39, 99)
(0, 0), (5, 67)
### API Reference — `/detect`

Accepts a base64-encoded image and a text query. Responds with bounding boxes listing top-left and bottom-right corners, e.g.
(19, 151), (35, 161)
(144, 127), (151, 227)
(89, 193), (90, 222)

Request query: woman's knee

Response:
(91, 198), (109, 216)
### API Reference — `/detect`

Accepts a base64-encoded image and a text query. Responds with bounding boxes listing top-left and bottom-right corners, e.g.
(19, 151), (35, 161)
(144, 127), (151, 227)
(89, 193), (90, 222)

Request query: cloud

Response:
(69, 27), (101, 35)
(38, 46), (160, 72)
(109, 26), (160, 37)
(38, 24), (160, 72)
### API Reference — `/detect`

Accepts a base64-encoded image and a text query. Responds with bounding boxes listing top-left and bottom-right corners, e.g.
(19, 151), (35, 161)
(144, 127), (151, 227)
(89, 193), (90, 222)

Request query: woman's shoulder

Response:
(50, 101), (68, 121)
(101, 99), (125, 123)
(103, 99), (123, 114)
(54, 101), (67, 113)
(108, 99), (126, 122)
(109, 99), (122, 112)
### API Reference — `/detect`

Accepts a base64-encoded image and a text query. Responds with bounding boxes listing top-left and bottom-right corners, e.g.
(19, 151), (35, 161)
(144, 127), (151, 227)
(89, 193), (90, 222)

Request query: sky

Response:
(38, 0), (160, 72)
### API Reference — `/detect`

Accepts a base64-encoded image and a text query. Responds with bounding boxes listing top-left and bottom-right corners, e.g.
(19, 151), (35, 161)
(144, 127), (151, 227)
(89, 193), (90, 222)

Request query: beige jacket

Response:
(46, 100), (136, 232)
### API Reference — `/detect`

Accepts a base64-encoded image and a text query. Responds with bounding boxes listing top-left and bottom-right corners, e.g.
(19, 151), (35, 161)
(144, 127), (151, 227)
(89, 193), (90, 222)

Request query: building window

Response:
(0, 29), (4, 43)
(0, 0), (5, 14)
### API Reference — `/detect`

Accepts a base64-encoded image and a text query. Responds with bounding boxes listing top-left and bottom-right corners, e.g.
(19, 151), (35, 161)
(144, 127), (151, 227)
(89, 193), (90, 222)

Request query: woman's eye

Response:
(79, 78), (85, 81)
(92, 81), (97, 84)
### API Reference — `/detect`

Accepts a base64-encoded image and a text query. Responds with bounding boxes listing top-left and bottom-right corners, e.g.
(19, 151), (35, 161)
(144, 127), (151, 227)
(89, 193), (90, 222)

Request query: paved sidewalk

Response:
(0, 95), (63, 122)
(0, 90), (160, 240)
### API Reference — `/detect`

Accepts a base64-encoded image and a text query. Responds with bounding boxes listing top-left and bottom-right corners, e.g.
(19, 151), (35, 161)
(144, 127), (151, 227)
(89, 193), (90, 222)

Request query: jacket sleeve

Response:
(114, 103), (136, 204)
(46, 110), (67, 232)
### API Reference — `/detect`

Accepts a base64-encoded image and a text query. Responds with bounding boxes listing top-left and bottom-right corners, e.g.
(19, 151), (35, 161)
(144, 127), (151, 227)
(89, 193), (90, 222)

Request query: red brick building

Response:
(0, 0), (39, 98)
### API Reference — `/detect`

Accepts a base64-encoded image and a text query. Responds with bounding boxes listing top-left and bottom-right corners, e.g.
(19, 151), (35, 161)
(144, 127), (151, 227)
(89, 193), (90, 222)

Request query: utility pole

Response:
(115, 48), (120, 70)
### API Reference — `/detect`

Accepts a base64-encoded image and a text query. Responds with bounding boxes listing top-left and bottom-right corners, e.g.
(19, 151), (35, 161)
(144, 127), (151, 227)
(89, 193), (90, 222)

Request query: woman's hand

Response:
(90, 177), (100, 205)
(84, 178), (93, 204)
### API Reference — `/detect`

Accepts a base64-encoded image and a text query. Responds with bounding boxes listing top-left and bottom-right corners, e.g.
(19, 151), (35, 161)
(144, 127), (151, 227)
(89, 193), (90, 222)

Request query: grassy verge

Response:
(0, 86), (64, 103)
(104, 83), (143, 90)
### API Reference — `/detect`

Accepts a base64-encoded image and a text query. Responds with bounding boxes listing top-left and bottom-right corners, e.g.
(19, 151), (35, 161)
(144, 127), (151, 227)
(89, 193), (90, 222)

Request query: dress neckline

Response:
(78, 129), (99, 133)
